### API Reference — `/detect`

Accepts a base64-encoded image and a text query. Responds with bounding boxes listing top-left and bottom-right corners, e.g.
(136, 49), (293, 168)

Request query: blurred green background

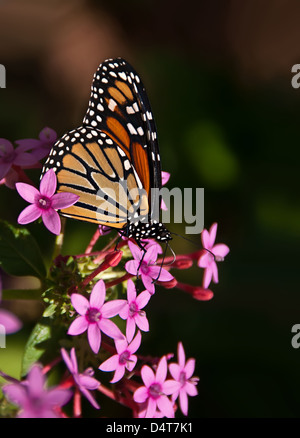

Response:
(1, 0), (300, 417)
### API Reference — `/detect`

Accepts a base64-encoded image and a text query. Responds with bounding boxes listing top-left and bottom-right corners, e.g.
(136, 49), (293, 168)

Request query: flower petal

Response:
(110, 365), (126, 383)
(0, 162), (12, 180)
(141, 273), (155, 295)
(101, 299), (126, 318)
(18, 204), (42, 225)
(179, 389), (189, 416)
(16, 182), (40, 204)
(128, 241), (142, 262)
(125, 317), (136, 343)
(90, 280), (106, 309)
(128, 330), (142, 354)
(77, 374), (100, 390)
(88, 324), (101, 353)
(202, 266), (213, 289)
(99, 354), (119, 372)
(135, 313), (149, 333)
(127, 279), (137, 302)
(141, 364), (155, 387)
(71, 293), (90, 315)
(61, 348), (74, 374)
(143, 245), (158, 264)
(149, 266), (173, 282)
(157, 394), (175, 418)
(184, 358), (196, 379)
(67, 316), (88, 335)
(2, 383), (27, 406)
(161, 171), (170, 185)
(213, 243), (230, 258)
(136, 290), (151, 309)
(27, 365), (45, 399)
(162, 379), (182, 395)
(40, 169), (57, 197)
(155, 356), (167, 384)
(133, 385), (148, 403)
(0, 309), (22, 334)
(44, 388), (72, 408)
(99, 319), (124, 340)
(208, 223), (218, 248)
(178, 342), (186, 368)
(125, 260), (139, 276)
(51, 192), (79, 210)
(42, 208), (61, 235)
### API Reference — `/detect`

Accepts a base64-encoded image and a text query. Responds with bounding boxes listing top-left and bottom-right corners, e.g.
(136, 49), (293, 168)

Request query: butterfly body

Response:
(42, 57), (171, 244)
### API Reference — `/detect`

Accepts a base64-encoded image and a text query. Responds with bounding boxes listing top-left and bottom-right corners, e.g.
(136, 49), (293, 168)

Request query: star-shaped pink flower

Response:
(61, 347), (100, 409)
(119, 279), (151, 342)
(169, 342), (199, 416)
(198, 222), (230, 289)
(16, 169), (79, 235)
(125, 241), (174, 294)
(133, 356), (181, 418)
(2, 364), (71, 418)
(99, 330), (141, 383)
(67, 279), (125, 354)
(0, 138), (39, 180)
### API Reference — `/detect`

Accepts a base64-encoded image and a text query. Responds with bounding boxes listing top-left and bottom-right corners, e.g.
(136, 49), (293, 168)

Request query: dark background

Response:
(0, 0), (300, 417)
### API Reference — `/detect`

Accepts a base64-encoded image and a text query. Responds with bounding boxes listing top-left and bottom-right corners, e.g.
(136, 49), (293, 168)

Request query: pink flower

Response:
(169, 342), (199, 416)
(119, 279), (151, 342)
(67, 279), (125, 354)
(61, 347), (100, 409)
(125, 241), (174, 294)
(0, 138), (39, 180)
(133, 356), (181, 418)
(198, 222), (230, 289)
(99, 330), (141, 383)
(2, 364), (72, 418)
(16, 169), (79, 235)
(15, 127), (57, 161)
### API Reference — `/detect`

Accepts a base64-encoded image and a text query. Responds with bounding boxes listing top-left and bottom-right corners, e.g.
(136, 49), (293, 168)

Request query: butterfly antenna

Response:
(170, 231), (216, 261)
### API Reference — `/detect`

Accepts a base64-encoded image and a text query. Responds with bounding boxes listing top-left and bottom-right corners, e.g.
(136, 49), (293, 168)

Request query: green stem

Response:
(52, 217), (66, 260)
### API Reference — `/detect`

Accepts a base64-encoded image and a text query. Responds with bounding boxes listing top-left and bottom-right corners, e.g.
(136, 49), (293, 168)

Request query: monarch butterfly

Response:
(41, 57), (172, 246)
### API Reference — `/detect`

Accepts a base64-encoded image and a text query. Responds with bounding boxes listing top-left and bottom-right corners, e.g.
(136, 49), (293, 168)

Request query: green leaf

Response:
(0, 220), (47, 279)
(21, 320), (51, 377)
(21, 312), (66, 377)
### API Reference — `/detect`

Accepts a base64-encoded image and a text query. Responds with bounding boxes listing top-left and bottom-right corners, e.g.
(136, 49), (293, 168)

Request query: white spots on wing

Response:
(126, 106), (135, 114)
(127, 123), (137, 135)
(124, 159), (131, 171)
(97, 103), (104, 112)
(117, 146), (126, 157)
(133, 102), (139, 112)
(108, 98), (117, 112)
(118, 71), (127, 80)
(137, 127), (144, 136)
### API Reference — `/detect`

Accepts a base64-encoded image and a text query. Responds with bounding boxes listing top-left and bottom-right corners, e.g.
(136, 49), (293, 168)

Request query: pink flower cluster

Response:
(0, 129), (230, 418)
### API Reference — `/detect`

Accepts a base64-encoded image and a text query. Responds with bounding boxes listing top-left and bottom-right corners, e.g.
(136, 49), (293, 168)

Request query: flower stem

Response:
(52, 217), (66, 259)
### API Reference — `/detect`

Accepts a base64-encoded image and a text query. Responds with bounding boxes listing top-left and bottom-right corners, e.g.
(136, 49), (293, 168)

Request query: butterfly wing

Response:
(42, 57), (162, 229)
(83, 58), (162, 217)
(42, 126), (149, 227)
